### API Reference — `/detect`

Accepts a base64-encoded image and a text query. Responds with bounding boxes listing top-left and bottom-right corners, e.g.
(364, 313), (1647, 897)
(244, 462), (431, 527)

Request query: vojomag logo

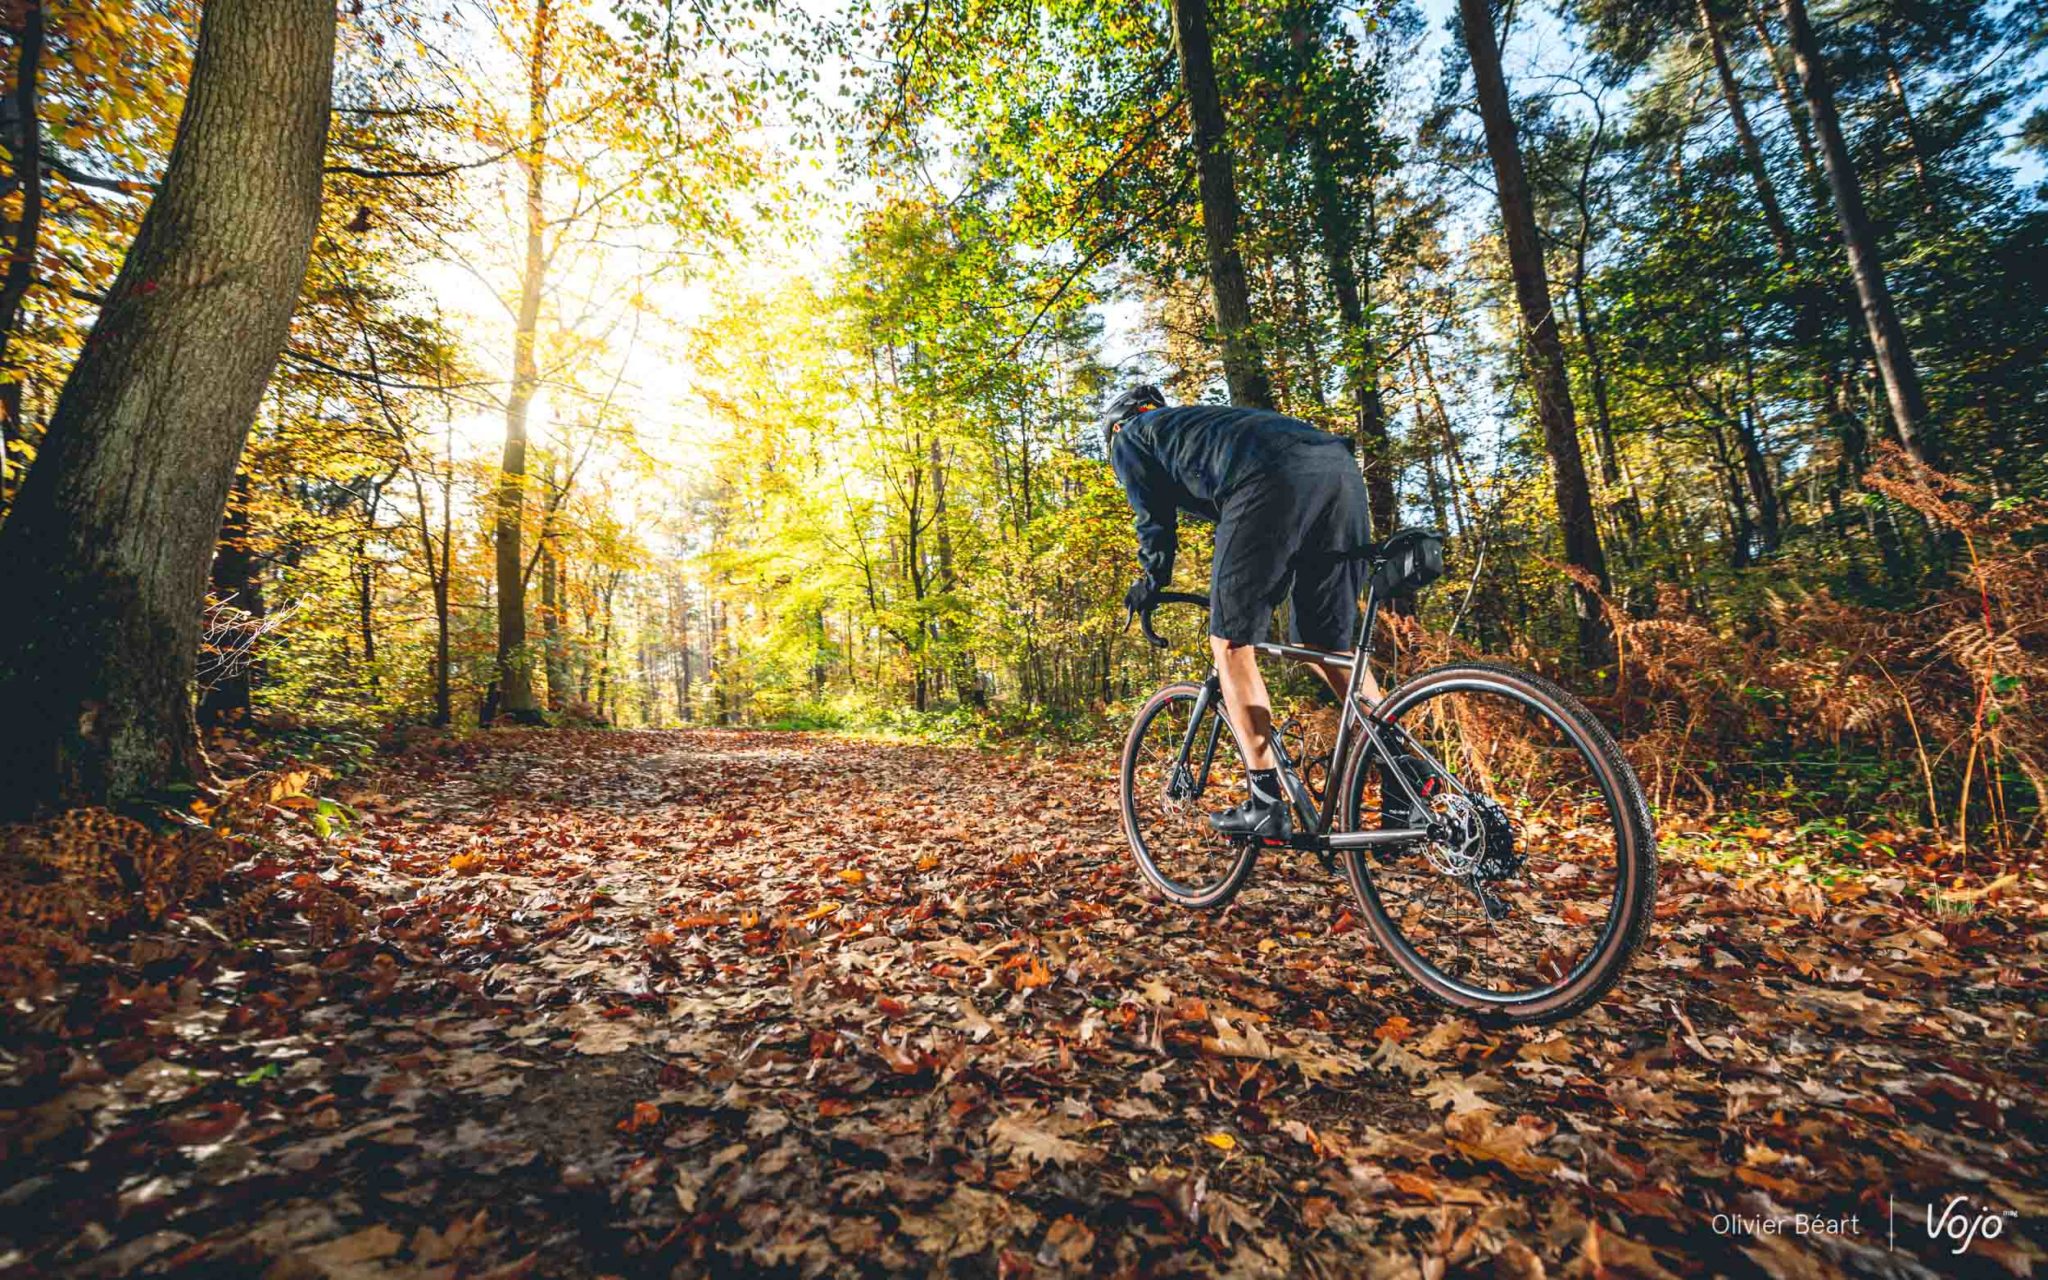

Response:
(1893, 1195), (2019, 1256)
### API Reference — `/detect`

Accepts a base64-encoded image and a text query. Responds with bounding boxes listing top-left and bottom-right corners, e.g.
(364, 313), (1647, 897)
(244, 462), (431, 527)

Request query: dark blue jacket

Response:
(1110, 404), (1351, 586)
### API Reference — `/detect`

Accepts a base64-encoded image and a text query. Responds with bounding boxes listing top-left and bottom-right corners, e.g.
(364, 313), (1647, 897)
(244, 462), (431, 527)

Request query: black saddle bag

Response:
(1371, 527), (1447, 597)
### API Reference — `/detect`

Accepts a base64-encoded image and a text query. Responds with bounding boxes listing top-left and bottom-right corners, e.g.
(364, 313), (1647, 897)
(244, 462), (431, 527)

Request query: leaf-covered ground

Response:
(2, 729), (2042, 1278)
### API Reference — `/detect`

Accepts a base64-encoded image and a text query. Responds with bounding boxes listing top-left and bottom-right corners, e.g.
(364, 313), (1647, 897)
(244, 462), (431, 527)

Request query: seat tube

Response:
(1320, 585), (1379, 830)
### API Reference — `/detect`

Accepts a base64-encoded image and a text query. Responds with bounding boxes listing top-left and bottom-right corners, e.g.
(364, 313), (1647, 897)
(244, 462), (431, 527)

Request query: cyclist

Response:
(1099, 384), (1381, 842)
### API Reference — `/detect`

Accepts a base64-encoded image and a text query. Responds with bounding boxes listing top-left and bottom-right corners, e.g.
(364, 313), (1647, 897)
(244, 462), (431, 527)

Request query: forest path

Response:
(6, 729), (2040, 1278)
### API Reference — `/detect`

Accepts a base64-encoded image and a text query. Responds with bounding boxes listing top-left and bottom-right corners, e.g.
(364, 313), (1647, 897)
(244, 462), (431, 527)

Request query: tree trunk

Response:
(1698, 0), (1797, 269)
(1749, 4), (1823, 194)
(1881, 53), (1935, 211)
(1563, 115), (1643, 546)
(1308, 138), (1396, 540)
(0, 0), (334, 816)
(430, 576), (451, 728)
(197, 477), (262, 729)
(1459, 0), (1611, 663)
(356, 534), (376, 682)
(0, 0), (46, 471)
(1411, 342), (1469, 538)
(494, 0), (551, 722)
(1168, 0), (1273, 409)
(676, 589), (693, 721)
(540, 545), (565, 708)
(1777, 0), (1933, 466)
(1735, 331), (1781, 550)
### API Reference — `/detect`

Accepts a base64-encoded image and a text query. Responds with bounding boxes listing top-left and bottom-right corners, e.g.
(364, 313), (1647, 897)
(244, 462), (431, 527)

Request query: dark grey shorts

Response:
(1208, 444), (1373, 650)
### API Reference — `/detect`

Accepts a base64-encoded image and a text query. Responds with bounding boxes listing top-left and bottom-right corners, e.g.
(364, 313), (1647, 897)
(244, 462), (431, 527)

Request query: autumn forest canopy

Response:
(0, 0), (2045, 849)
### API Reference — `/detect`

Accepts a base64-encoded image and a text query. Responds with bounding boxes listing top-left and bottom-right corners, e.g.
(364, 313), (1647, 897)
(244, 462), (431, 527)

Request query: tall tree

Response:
(1775, 0), (1933, 465)
(1287, 10), (1401, 540)
(1458, 0), (1611, 661)
(1169, 0), (1273, 409)
(0, 0), (336, 815)
(492, 0), (553, 722)
(1695, 0), (1797, 269)
(0, 0), (46, 460)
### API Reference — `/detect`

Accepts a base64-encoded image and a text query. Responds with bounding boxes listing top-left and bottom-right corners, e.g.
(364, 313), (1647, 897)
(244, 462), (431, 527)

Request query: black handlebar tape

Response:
(1138, 592), (1211, 649)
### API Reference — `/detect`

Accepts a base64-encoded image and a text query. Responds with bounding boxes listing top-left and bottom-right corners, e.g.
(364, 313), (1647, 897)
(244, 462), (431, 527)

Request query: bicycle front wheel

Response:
(1339, 663), (1657, 1023)
(1120, 682), (1259, 909)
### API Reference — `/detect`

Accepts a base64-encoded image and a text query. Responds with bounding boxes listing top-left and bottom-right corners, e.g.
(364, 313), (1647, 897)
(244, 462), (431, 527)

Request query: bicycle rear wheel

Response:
(1339, 663), (1657, 1023)
(1120, 682), (1259, 909)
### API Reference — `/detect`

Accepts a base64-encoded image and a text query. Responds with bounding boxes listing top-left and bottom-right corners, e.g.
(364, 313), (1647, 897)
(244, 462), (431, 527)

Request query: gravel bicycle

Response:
(1118, 529), (1657, 1024)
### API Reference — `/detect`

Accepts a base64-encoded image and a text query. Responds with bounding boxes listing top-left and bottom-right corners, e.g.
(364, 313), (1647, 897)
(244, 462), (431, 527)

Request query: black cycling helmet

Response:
(1095, 383), (1166, 454)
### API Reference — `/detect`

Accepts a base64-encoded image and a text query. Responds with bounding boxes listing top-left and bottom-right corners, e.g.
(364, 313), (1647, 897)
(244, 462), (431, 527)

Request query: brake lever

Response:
(1139, 603), (1169, 649)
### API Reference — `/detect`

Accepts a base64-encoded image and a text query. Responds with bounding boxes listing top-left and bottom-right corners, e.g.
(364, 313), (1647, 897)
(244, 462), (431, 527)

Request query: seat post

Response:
(1354, 586), (1381, 676)
(1335, 580), (1380, 719)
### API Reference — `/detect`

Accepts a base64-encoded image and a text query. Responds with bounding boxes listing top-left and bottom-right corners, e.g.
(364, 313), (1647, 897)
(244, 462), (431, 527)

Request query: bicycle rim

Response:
(1121, 684), (1258, 909)
(1340, 664), (1654, 1019)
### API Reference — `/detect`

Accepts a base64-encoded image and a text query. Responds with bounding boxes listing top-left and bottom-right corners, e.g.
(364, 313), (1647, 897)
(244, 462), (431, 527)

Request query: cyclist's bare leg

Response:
(1211, 637), (1277, 771)
(1306, 659), (1382, 707)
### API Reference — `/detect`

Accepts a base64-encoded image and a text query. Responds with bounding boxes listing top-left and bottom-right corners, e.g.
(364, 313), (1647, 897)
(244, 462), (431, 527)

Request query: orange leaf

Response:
(160, 1101), (245, 1146)
(878, 996), (910, 1017)
(618, 1100), (662, 1133)
(818, 1097), (855, 1117)
(796, 902), (842, 923)
(838, 868), (867, 885)
(449, 852), (485, 876)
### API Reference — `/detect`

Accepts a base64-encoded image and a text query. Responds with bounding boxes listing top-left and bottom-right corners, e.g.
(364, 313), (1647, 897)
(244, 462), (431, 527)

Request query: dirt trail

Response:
(1, 729), (2039, 1278)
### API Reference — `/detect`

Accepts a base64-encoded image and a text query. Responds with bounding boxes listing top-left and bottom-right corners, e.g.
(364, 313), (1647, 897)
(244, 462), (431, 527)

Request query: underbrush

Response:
(760, 699), (1113, 746)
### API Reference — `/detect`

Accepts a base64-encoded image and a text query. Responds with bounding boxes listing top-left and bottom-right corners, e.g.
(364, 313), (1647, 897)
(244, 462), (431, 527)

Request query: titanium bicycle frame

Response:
(1149, 572), (1464, 855)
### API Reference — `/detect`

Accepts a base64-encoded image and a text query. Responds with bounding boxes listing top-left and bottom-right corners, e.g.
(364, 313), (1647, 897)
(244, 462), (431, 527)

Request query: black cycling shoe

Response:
(1208, 792), (1293, 843)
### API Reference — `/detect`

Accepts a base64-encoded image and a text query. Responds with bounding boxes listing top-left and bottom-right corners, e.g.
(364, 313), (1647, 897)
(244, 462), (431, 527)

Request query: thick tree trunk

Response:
(0, 0), (46, 482)
(1459, 0), (1611, 663)
(493, 0), (551, 722)
(1777, 0), (1933, 467)
(0, 0), (334, 816)
(1168, 0), (1273, 409)
(1698, 0), (1797, 269)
